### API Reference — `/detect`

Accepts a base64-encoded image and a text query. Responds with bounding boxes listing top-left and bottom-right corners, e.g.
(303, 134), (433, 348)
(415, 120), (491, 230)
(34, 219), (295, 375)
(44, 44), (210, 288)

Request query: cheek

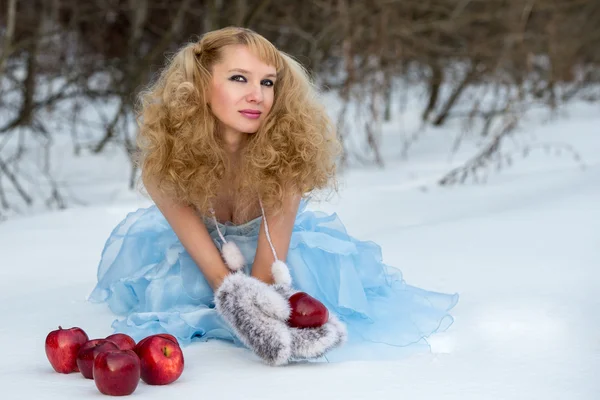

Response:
(209, 84), (238, 123)
(264, 90), (275, 113)
(210, 84), (230, 111)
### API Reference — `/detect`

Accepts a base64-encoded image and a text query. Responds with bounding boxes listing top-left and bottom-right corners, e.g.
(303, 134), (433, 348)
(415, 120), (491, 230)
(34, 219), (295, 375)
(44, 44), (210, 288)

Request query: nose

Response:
(245, 82), (263, 104)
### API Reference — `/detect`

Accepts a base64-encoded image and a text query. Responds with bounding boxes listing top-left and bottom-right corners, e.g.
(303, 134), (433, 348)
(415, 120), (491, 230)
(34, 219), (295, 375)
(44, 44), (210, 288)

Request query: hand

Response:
(214, 242), (346, 365)
(214, 271), (293, 366)
(270, 265), (347, 361)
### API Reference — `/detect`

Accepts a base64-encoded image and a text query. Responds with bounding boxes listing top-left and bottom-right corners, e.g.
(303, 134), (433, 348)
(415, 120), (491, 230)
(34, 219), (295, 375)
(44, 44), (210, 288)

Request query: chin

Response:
(237, 123), (262, 135)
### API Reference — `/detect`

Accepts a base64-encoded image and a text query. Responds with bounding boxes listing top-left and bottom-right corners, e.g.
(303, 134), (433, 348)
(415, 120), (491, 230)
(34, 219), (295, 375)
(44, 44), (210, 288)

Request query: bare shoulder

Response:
(266, 190), (302, 222)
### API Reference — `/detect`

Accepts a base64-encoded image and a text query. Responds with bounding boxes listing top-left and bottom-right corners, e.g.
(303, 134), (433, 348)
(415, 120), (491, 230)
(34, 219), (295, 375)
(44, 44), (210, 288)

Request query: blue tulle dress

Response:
(88, 198), (458, 362)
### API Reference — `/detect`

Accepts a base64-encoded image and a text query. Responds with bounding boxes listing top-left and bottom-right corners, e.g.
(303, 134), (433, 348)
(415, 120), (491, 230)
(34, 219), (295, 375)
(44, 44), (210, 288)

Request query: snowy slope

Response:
(0, 102), (598, 399)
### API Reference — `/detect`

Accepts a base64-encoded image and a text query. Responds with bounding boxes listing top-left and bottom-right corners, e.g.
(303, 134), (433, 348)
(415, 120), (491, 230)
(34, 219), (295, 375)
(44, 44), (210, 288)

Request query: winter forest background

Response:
(1, 0), (599, 220)
(1, 2), (599, 399)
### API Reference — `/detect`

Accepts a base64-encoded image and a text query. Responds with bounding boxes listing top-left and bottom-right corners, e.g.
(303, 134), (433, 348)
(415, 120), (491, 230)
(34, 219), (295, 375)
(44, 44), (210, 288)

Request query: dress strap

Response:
(258, 197), (279, 263)
(209, 207), (228, 244)
(258, 197), (292, 286)
(209, 204), (246, 271)
(210, 199), (288, 281)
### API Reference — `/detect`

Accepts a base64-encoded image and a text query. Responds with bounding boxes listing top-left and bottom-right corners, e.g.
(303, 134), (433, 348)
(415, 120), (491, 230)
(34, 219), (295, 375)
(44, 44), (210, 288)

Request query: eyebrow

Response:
(228, 68), (277, 79)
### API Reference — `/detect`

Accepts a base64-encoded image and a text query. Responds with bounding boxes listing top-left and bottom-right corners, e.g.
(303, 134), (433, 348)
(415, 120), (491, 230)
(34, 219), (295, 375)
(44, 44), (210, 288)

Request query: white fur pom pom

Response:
(221, 241), (246, 271)
(271, 259), (292, 286)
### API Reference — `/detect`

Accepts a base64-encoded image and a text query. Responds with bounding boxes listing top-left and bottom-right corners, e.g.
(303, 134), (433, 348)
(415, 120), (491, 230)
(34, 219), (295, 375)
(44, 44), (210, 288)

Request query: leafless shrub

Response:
(0, 0), (598, 217)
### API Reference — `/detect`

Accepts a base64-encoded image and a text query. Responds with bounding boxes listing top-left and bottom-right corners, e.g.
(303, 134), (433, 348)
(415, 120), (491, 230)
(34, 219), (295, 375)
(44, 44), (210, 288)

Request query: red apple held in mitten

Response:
(93, 349), (140, 396)
(76, 339), (119, 379)
(288, 292), (329, 328)
(135, 335), (184, 385)
(45, 326), (89, 373)
(105, 333), (136, 351)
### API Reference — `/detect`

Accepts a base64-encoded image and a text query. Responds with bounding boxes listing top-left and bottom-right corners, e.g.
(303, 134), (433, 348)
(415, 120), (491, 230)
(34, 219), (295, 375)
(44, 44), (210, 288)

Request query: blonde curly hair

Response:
(135, 27), (340, 218)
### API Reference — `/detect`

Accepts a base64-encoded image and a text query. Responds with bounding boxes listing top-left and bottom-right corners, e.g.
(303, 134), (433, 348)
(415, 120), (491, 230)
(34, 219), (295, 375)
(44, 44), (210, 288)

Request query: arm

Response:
(145, 181), (231, 291)
(214, 191), (346, 365)
(251, 192), (302, 284)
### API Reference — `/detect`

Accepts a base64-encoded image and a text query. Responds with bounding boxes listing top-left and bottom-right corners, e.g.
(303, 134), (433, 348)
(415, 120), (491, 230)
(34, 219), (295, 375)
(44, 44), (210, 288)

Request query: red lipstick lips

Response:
(239, 109), (261, 119)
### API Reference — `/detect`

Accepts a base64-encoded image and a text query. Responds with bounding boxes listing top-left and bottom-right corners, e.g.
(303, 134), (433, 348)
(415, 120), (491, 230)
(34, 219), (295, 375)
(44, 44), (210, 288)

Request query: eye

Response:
(229, 75), (247, 83)
(261, 79), (274, 87)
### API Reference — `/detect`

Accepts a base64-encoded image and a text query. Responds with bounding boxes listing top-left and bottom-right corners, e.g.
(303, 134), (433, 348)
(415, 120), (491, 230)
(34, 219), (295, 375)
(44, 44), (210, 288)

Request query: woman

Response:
(88, 27), (458, 365)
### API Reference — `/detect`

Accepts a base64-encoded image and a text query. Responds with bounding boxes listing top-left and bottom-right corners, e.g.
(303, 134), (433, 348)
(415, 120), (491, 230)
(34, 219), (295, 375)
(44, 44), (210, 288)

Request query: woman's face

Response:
(208, 44), (276, 136)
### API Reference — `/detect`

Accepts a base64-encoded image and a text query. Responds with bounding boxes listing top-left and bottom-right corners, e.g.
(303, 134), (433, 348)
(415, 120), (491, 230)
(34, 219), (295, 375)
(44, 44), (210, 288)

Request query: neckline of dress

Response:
(212, 214), (263, 228)
(203, 210), (263, 228)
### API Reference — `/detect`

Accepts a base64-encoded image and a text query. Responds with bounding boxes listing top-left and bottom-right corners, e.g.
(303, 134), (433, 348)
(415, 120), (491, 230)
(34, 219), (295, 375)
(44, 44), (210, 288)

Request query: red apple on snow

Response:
(134, 333), (178, 352)
(45, 326), (89, 373)
(76, 339), (119, 379)
(288, 292), (329, 328)
(106, 333), (136, 351)
(93, 349), (140, 396)
(134, 334), (184, 385)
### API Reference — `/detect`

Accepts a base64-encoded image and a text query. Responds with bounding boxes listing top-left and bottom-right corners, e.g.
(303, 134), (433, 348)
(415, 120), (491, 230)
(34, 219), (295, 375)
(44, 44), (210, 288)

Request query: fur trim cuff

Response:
(222, 241), (246, 271)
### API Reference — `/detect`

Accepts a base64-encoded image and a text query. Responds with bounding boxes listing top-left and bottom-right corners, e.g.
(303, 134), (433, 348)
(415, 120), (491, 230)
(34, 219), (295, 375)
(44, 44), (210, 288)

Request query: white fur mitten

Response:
(215, 241), (346, 365)
(214, 272), (293, 366)
(270, 260), (348, 361)
(215, 241), (294, 366)
(288, 313), (347, 360)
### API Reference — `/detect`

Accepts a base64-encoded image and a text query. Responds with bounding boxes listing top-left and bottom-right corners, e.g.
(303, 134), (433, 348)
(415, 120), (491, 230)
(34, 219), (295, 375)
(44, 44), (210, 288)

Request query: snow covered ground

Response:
(0, 99), (598, 399)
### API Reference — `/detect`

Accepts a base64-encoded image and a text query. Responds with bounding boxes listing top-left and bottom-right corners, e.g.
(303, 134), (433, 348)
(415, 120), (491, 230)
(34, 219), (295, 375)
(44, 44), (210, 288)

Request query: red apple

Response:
(106, 333), (136, 351)
(288, 292), (329, 328)
(135, 335), (184, 385)
(134, 333), (178, 353)
(76, 339), (119, 379)
(45, 326), (89, 373)
(93, 349), (140, 396)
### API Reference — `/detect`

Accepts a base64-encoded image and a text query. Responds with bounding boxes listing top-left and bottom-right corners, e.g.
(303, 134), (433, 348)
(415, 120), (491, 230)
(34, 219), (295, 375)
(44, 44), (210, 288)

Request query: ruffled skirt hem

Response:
(88, 202), (458, 362)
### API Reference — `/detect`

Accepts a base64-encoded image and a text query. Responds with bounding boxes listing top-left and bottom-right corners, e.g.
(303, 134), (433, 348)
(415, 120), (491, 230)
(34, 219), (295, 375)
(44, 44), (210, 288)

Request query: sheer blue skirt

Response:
(88, 199), (458, 362)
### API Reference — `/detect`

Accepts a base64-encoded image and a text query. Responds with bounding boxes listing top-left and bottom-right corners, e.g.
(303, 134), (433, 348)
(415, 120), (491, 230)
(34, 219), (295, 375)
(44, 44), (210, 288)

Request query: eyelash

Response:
(229, 75), (274, 87)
